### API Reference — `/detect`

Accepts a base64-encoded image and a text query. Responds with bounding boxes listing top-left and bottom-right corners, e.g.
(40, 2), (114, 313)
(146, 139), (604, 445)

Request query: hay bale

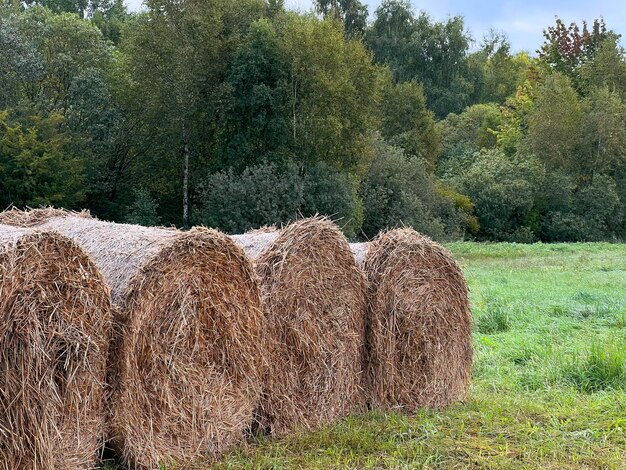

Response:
(0, 224), (113, 469)
(352, 228), (472, 410)
(0, 206), (91, 227)
(0, 209), (266, 469)
(232, 217), (366, 435)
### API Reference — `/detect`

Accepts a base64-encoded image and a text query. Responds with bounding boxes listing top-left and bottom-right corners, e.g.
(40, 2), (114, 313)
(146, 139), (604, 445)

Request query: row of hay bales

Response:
(0, 208), (472, 469)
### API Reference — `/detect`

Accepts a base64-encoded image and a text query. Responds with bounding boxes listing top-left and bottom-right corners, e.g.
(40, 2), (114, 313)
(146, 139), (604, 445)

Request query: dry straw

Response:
(0, 208), (266, 469)
(0, 224), (113, 469)
(232, 217), (366, 435)
(352, 228), (472, 410)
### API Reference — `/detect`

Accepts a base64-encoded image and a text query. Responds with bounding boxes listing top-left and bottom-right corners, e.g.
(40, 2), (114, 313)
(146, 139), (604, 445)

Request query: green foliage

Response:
(436, 183), (479, 234)
(441, 104), (501, 153)
(438, 103), (502, 178)
(360, 138), (470, 240)
(25, 0), (122, 19)
(493, 74), (539, 157)
(314, 0), (368, 38)
(579, 36), (626, 97)
(525, 73), (583, 170)
(0, 6), (126, 221)
(301, 163), (363, 238)
(13, 7), (115, 112)
(119, 0), (230, 224)
(216, 13), (383, 179)
(613, 170), (626, 236)
(216, 18), (290, 172)
(0, 109), (85, 208)
(196, 161), (362, 236)
(364, 0), (414, 80)
(579, 86), (626, 176)
(455, 149), (544, 241)
(470, 32), (530, 104)
(379, 80), (440, 167)
(0, 15), (42, 109)
(278, 14), (383, 174)
(125, 188), (161, 226)
(197, 161), (302, 234)
(540, 173), (621, 241)
(576, 175), (621, 222)
(90, 0), (128, 44)
(366, 0), (474, 118)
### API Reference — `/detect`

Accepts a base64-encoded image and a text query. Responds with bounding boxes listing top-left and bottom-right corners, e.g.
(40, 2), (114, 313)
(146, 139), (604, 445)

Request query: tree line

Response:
(1, 0), (625, 241)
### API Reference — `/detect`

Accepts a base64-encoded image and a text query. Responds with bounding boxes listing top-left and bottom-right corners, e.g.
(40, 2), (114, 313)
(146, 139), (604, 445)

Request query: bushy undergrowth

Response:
(196, 161), (362, 237)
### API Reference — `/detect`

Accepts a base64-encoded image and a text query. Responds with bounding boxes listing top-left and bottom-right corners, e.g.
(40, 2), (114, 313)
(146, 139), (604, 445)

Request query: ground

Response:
(213, 242), (626, 469)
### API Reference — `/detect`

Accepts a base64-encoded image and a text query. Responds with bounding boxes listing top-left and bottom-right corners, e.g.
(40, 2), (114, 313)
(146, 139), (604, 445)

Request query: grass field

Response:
(213, 242), (626, 469)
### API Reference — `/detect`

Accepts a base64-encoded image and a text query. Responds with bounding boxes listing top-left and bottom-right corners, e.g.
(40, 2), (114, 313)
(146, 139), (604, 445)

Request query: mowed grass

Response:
(213, 242), (626, 469)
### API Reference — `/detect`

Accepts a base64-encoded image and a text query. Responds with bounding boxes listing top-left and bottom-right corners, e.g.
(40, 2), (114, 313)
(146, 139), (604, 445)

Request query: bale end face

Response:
(363, 228), (473, 411)
(112, 227), (266, 469)
(0, 228), (112, 469)
(251, 217), (367, 435)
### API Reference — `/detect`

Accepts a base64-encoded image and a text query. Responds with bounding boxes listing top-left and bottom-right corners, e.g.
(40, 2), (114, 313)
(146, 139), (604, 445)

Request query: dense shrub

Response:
(125, 188), (161, 226)
(360, 139), (472, 240)
(436, 183), (480, 235)
(454, 149), (544, 241)
(301, 163), (363, 237)
(196, 162), (303, 234)
(436, 144), (479, 180)
(576, 175), (621, 222)
(437, 104), (502, 181)
(196, 161), (361, 236)
(541, 212), (590, 243)
(440, 103), (502, 154)
(540, 172), (622, 241)
(612, 171), (626, 237)
(538, 171), (580, 241)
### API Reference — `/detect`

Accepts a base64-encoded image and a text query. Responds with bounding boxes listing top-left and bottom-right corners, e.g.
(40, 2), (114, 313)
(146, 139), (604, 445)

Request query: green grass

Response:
(475, 301), (511, 334)
(105, 242), (626, 469)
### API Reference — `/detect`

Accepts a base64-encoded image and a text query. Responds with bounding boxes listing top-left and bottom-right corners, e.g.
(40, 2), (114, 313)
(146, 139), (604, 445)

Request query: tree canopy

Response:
(1, 1), (625, 242)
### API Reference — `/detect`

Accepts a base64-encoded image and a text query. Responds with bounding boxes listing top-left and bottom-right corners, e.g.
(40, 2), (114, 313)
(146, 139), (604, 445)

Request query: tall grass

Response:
(475, 302), (511, 334)
(562, 341), (626, 393)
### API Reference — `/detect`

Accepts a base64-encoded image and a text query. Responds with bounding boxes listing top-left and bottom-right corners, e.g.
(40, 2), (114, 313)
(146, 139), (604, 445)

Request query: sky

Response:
(124, 0), (626, 53)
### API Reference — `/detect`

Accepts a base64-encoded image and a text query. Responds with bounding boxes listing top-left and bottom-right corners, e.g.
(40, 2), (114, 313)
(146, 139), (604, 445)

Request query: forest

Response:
(1, 0), (625, 242)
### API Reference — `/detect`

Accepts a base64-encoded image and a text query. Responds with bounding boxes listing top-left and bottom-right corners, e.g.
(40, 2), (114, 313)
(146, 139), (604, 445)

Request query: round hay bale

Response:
(0, 209), (266, 469)
(232, 217), (366, 435)
(0, 224), (113, 469)
(352, 228), (472, 410)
